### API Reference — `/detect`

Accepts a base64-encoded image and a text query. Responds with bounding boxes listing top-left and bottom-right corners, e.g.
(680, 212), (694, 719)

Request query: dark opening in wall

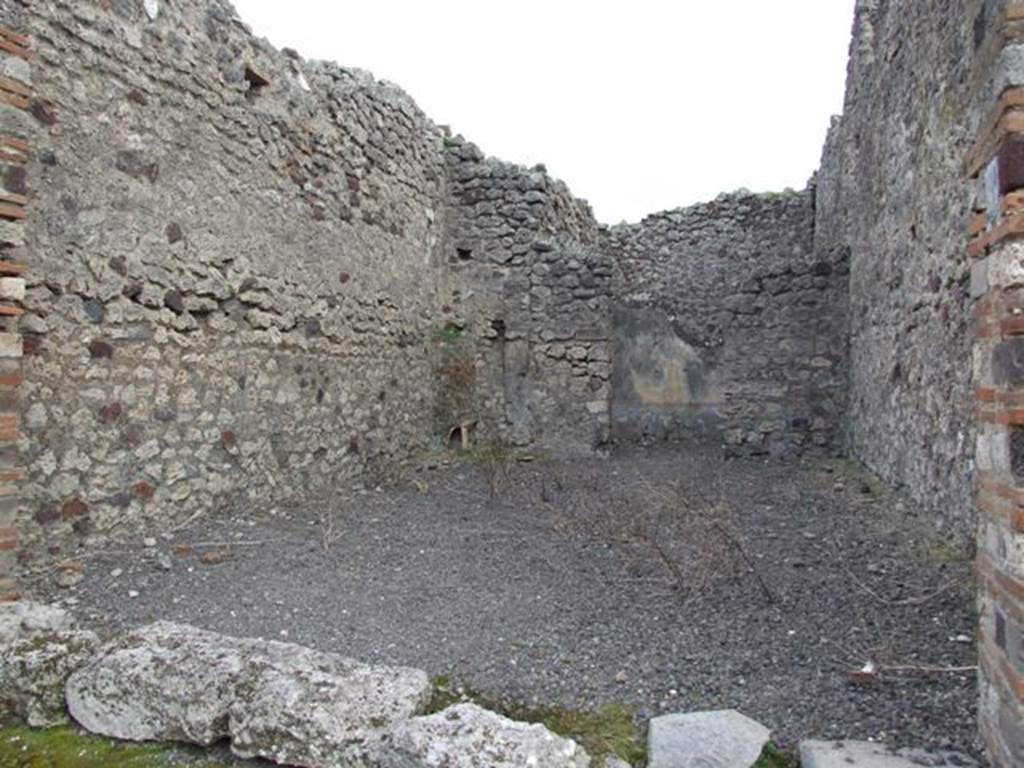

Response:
(244, 65), (271, 99)
(491, 319), (506, 338)
(447, 421), (475, 451)
(456, 247), (473, 261)
(1011, 426), (1024, 482)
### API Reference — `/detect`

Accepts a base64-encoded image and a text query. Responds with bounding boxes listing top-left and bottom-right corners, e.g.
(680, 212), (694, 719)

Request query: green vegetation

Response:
(2, 703), (790, 768)
(526, 703), (645, 767)
(0, 726), (235, 768)
(919, 536), (975, 565)
(427, 679), (646, 765)
(753, 742), (798, 768)
(471, 437), (516, 499)
(434, 326), (465, 342)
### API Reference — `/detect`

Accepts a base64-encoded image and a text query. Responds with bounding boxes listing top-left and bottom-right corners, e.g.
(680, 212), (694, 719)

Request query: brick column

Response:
(0, 27), (30, 602)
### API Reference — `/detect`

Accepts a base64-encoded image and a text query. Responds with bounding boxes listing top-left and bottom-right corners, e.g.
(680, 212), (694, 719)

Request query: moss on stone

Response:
(517, 703), (646, 767)
(753, 742), (798, 768)
(427, 679), (646, 765)
(0, 726), (236, 768)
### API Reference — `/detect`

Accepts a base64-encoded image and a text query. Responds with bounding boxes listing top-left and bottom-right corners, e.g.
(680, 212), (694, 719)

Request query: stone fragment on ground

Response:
(228, 640), (431, 767)
(799, 740), (979, 768)
(378, 703), (591, 768)
(66, 621), (246, 744)
(53, 560), (86, 588)
(65, 620), (433, 768)
(647, 709), (770, 768)
(0, 629), (100, 726)
(0, 601), (75, 642)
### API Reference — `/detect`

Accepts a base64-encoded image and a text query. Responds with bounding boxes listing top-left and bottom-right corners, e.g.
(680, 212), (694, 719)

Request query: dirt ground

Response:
(30, 447), (981, 759)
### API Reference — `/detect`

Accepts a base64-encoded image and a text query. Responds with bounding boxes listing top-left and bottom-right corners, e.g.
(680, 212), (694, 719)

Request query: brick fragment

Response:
(87, 339), (113, 359)
(28, 99), (56, 126)
(0, 578), (20, 602)
(0, 28), (30, 47)
(0, 91), (28, 110)
(33, 504), (57, 526)
(61, 498), (87, 520)
(131, 481), (156, 501)
(0, 413), (20, 442)
(100, 402), (122, 423)
(0, 77), (29, 99)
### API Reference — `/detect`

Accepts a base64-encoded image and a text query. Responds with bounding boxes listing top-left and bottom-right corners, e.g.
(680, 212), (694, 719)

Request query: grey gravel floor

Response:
(31, 447), (981, 759)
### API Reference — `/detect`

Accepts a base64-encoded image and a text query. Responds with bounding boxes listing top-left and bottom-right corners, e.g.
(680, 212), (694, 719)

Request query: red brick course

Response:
(0, 28), (27, 602)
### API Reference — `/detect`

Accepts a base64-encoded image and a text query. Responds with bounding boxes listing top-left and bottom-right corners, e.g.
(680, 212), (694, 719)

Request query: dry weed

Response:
(552, 473), (775, 604)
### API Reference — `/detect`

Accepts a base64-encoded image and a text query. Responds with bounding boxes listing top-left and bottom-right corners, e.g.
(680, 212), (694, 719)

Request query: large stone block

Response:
(977, 427), (1011, 475)
(993, 338), (1024, 388)
(971, 257), (990, 299)
(1012, 426), (1024, 481)
(0, 630), (99, 726)
(378, 703), (590, 768)
(987, 241), (1024, 288)
(66, 622), (247, 745)
(999, 43), (1024, 93)
(985, 158), (1002, 222)
(799, 740), (977, 768)
(975, 342), (993, 388)
(647, 710), (770, 768)
(0, 102), (35, 138)
(0, 278), (25, 302)
(67, 622), (433, 768)
(0, 57), (30, 87)
(999, 135), (1024, 195)
(0, 602), (97, 727)
(0, 220), (24, 247)
(997, 695), (1024, 765)
(228, 640), (431, 767)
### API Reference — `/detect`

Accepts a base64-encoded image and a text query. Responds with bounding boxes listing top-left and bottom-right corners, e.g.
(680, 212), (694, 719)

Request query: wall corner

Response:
(0, 25), (32, 602)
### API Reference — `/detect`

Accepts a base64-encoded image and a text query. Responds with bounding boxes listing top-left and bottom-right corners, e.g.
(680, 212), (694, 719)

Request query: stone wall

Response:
(440, 139), (612, 453)
(603, 191), (849, 456)
(0, 0), (628, 582)
(967, 1), (1024, 763)
(12, 0), (452, 559)
(817, 0), (981, 533)
(820, 0), (1019, 763)
(0, 7), (31, 601)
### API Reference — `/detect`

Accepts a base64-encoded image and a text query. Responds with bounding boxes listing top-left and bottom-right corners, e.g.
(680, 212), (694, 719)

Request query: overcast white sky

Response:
(231, 1), (856, 224)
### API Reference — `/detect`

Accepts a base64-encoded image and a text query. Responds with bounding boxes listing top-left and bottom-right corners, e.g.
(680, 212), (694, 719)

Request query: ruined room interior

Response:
(0, 0), (1022, 767)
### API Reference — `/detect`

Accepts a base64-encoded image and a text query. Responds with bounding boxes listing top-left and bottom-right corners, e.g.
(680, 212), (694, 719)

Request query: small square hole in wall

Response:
(456, 247), (473, 261)
(244, 65), (271, 99)
(1011, 426), (1024, 482)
